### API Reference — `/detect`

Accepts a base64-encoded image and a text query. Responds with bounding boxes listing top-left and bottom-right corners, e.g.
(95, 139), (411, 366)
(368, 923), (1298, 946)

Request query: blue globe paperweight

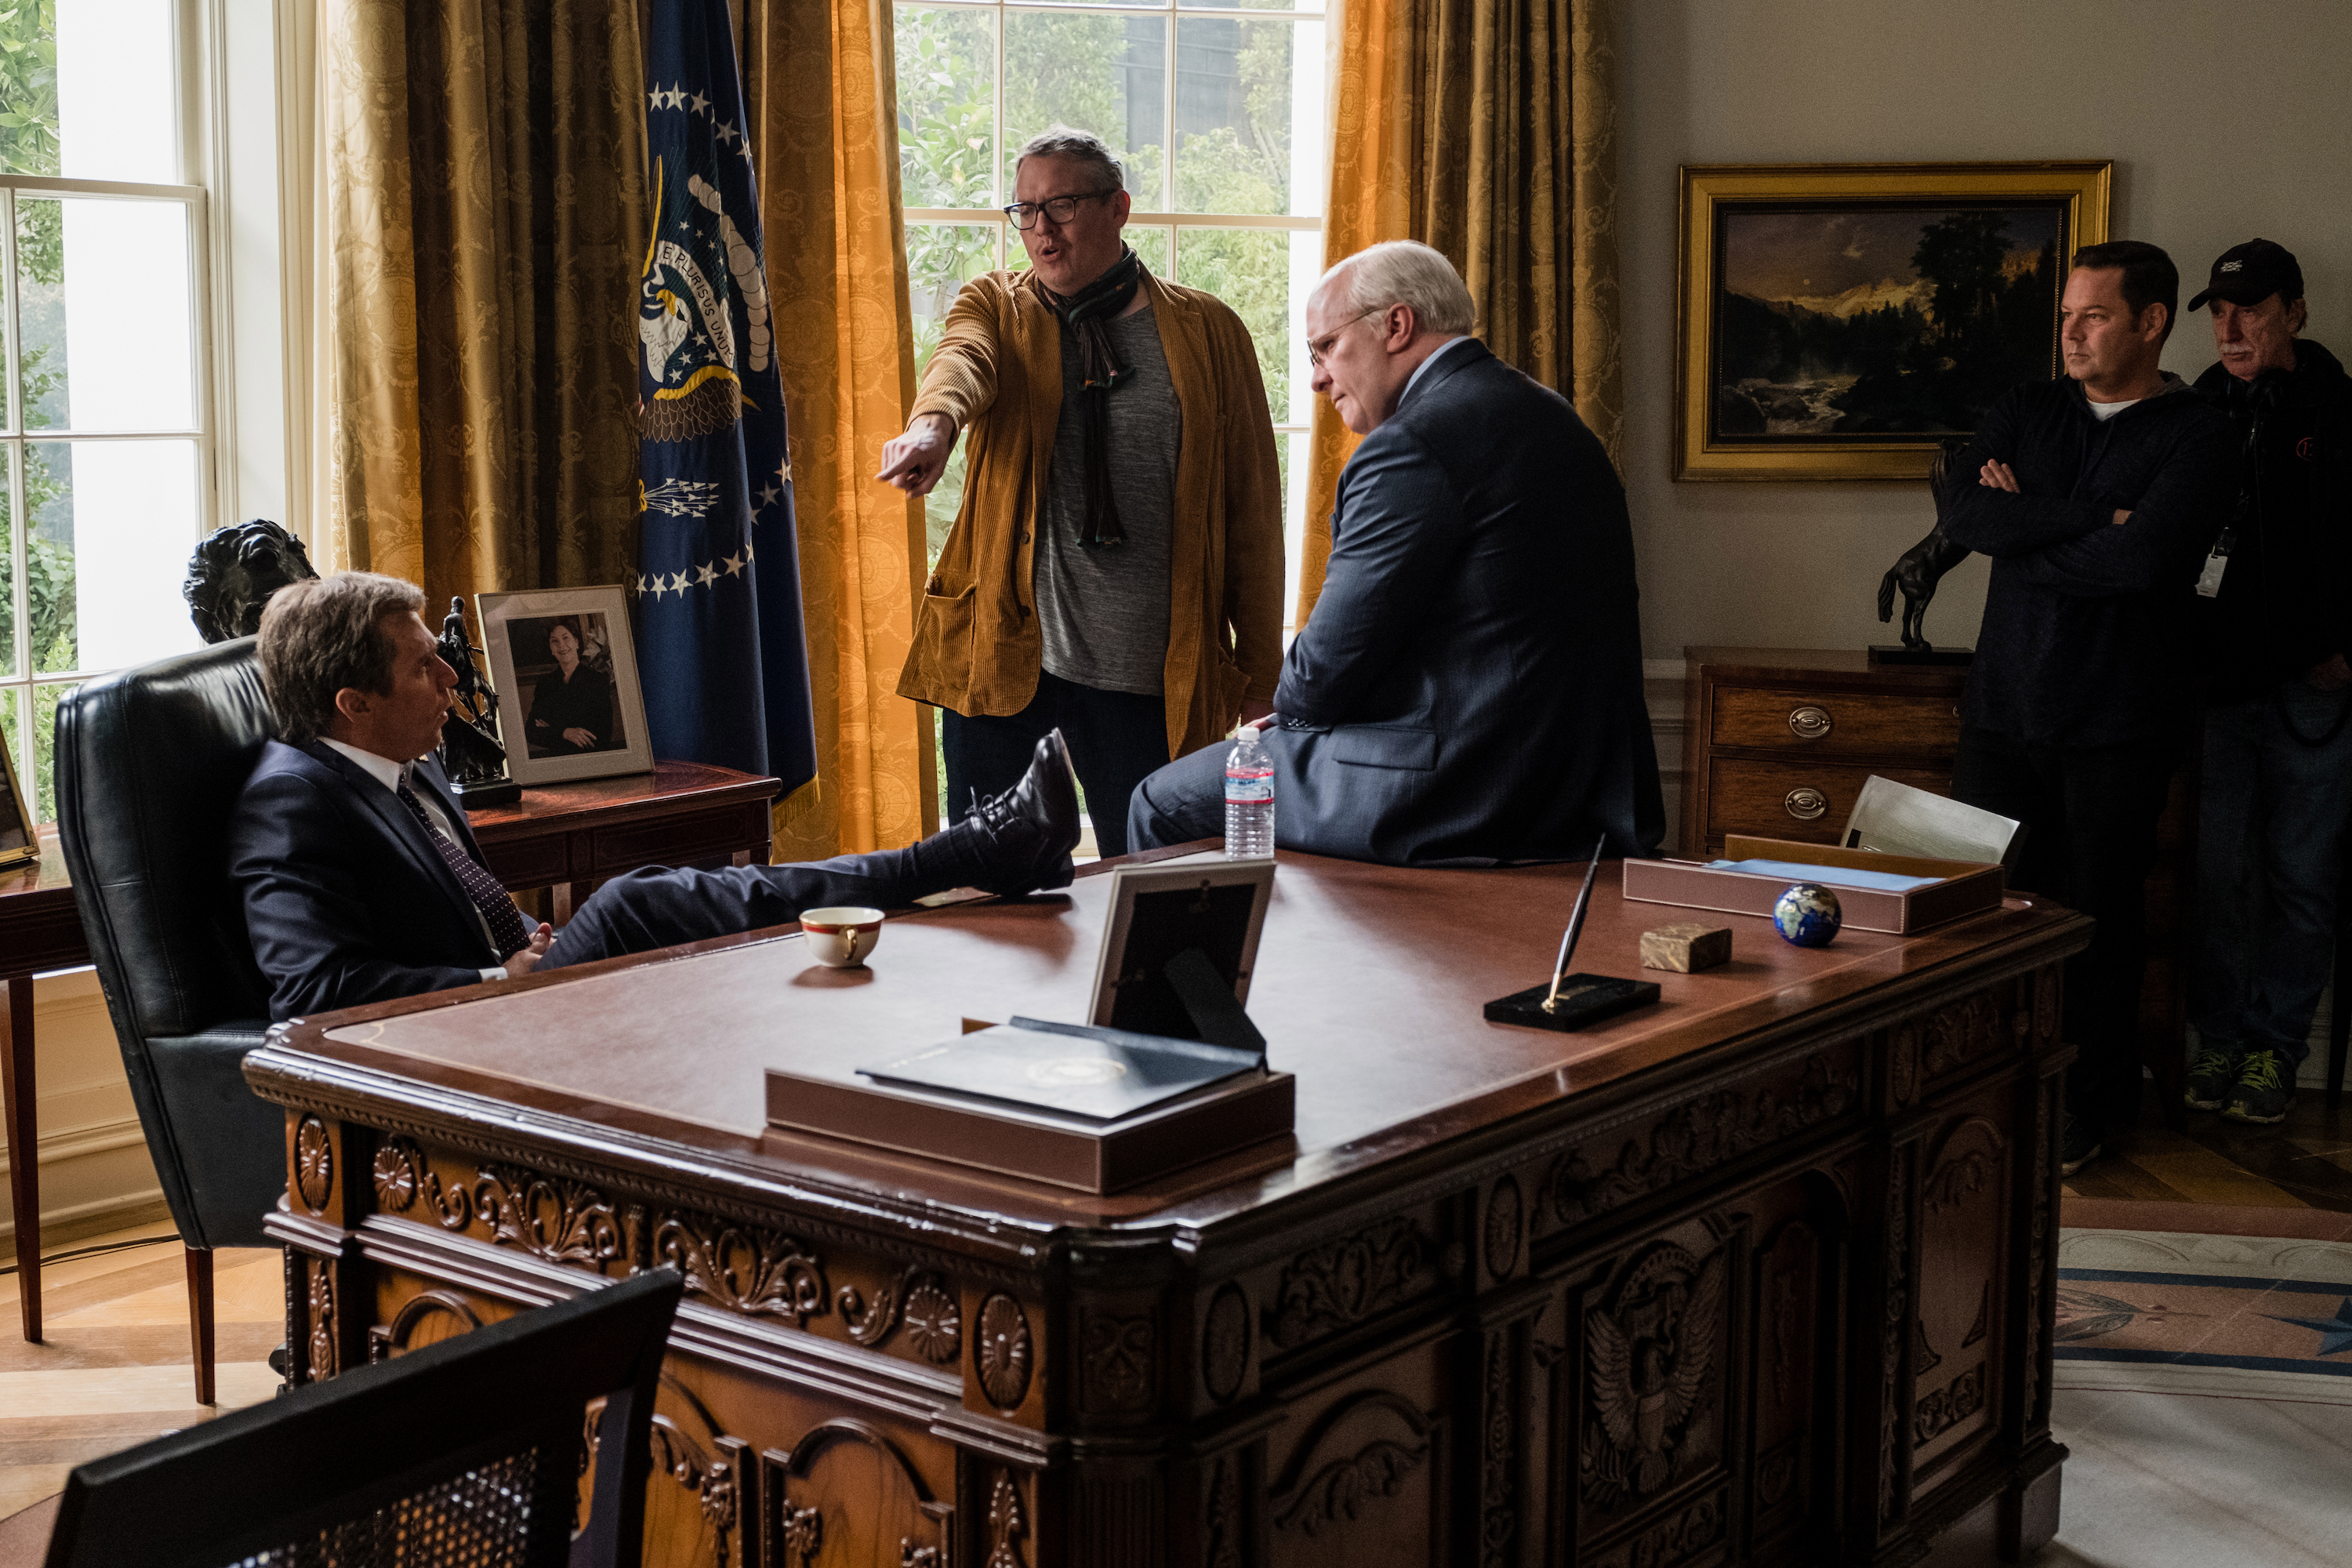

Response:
(1773, 883), (1842, 947)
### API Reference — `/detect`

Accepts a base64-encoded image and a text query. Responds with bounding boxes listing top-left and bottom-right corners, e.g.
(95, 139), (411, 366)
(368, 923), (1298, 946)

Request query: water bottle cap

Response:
(1236, 723), (1260, 742)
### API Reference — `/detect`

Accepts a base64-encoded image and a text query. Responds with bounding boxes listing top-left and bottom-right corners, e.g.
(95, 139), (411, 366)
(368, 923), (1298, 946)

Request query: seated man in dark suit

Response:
(230, 572), (1078, 1022)
(1128, 240), (1664, 866)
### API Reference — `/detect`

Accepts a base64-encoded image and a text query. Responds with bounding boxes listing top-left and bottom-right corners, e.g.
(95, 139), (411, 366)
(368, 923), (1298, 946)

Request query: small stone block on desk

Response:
(1640, 923), (1733, 973)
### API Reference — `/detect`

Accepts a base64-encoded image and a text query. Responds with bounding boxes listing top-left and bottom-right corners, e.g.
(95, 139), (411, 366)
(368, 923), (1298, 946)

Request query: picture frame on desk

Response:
(1675, 160), (2111, 481)
(475, 586), (654, 786)
(0, 731), (35, 869)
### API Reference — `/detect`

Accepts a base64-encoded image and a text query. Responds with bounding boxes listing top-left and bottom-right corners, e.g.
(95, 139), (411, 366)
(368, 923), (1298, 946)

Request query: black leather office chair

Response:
(25, 1270), (683, 1568)
(53, 637), (282, 1404)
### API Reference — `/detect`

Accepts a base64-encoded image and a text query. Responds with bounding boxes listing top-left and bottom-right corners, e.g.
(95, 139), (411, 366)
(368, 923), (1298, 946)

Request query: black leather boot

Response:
(956, 729), (1082, 896)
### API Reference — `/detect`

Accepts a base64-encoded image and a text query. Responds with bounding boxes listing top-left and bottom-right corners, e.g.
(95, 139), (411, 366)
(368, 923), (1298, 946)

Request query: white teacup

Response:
(800, 906), (884, 967)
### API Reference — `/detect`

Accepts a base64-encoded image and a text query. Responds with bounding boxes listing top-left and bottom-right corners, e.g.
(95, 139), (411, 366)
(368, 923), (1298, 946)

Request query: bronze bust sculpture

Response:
(183, 518), (321, 643)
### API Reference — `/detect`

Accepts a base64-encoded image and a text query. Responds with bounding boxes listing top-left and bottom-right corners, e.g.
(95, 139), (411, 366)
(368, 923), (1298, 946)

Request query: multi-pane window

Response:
(0, 0), (209, 825)
(895, 0), (1327, 618)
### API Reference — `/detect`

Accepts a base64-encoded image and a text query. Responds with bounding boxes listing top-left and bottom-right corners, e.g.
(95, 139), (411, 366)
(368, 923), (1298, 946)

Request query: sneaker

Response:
(2059, 1112), (2103, 1178)
(2221, 1049), (2294, 1125)
(2185, 1044), (2241, 1112)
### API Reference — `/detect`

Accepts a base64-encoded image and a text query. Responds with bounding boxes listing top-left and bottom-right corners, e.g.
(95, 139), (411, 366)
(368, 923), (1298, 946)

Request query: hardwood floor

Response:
(2063, 1082), (2352, 1210)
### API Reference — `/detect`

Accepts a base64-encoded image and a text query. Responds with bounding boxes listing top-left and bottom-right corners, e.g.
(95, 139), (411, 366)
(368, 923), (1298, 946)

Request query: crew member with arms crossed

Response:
(1938, 241), (2234, 1174)
(228, 572), (1080, 1022)
(2181, 239), (2352, 1124)
(1127, 240), (1663, 866)
(878, 126), (1283, 858)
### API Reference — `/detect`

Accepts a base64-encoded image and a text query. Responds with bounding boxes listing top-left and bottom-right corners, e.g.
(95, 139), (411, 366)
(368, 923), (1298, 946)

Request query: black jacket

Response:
(227, 740), (500, 1022)
(2192, 339), (2352, 700)
(1269, 339), (1664, 865)
(1943, 374), (2234, 746)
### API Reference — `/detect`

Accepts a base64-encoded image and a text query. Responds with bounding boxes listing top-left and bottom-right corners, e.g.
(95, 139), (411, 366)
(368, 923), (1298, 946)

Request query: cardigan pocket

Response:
(910, 577), (980, 707)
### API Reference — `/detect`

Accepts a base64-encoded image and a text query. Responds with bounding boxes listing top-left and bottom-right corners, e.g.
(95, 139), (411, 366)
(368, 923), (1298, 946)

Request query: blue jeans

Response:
(2189, 678), (2352, 1065)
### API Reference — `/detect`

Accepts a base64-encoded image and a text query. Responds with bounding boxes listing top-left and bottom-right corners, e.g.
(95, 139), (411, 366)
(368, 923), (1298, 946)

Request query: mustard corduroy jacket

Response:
(895, 267), (1286, 761)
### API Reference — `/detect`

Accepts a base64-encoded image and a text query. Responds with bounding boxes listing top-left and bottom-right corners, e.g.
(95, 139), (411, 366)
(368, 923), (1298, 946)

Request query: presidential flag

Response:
(636, 0), (817, 789)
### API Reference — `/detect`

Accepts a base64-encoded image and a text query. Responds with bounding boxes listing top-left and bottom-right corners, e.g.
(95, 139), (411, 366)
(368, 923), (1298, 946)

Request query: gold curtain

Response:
(736, 0), (937, 855)
(1297, 0), (1622, 625)
(321, 0), (645, 599)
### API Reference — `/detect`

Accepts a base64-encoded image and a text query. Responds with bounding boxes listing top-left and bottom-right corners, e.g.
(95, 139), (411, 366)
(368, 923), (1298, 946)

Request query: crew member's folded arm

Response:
(2012, 425), (2236, 597)
(229, 772), (488, 1021)
(1939, 404), (2108, 557)
(1272, 428), (1464, 728)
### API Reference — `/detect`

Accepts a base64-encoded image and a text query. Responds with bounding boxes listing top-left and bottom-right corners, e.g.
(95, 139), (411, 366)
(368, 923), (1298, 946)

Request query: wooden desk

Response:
(0, 761), (777, 1345)
(248, 848), (2091, 1568)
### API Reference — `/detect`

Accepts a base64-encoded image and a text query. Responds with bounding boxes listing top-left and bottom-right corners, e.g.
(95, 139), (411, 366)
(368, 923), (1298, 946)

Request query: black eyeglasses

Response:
(1004, 189), (1120, 230)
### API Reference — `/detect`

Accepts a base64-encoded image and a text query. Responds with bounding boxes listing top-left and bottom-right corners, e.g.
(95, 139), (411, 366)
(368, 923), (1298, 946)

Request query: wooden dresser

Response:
(1681, 644), (2195, 1125)
(1680, 646), (1967, 856)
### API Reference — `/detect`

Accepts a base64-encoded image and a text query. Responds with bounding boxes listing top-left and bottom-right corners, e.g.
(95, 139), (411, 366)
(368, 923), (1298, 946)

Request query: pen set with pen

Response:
(1483, 833), (1663, 1031)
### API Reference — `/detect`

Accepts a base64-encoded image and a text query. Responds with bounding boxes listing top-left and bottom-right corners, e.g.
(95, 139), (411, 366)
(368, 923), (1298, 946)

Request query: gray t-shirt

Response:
(1036, 305), (1181, 696)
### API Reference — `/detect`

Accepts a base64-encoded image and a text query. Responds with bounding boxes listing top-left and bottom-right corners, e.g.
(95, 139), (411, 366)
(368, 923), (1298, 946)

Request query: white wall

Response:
(1617, 0), (2352, 660)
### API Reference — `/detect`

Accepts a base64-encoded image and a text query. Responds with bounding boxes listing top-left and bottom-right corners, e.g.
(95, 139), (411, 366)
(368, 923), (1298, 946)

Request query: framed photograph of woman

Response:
(474, 586), (655, 786)
(0, 735), (35, 869)
(1675, 160), (2112, 481)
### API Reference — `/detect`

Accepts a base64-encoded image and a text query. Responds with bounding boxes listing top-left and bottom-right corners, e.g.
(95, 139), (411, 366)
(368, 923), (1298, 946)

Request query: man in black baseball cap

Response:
(2183, 238), (2352, 1126)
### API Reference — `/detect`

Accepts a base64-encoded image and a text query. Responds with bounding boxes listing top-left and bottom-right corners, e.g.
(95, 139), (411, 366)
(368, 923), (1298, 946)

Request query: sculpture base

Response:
(1868, 644), (1973, 666)
(448, 777), (522, 808)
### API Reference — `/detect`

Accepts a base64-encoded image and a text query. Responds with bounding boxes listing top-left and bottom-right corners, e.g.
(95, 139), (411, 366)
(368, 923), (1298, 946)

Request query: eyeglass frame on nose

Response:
(1306, 307), (1385, 370)
(1003, 188), (1122, 230)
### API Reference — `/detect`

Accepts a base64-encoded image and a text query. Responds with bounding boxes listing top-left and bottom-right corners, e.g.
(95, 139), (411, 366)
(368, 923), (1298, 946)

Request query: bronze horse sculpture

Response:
(1875, 437), (1976, 654)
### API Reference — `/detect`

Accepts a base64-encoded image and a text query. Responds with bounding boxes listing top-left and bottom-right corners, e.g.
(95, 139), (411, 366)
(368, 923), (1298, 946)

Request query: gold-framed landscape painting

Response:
(1675, 161), (2112, 481)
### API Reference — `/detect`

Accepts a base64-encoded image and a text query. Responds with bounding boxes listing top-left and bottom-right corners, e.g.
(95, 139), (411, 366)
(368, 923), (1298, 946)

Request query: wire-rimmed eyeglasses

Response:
(1003, 189), (1121, 230)
(1306, 307), (1385, 370)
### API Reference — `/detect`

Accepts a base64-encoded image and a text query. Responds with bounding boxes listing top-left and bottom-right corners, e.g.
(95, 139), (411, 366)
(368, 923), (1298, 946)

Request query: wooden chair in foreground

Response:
(13, 1269), (683, 1568)
(53, 640), (285, 1403)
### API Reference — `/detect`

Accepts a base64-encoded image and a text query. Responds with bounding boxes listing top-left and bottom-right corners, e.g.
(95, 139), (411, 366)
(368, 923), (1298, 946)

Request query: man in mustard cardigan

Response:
(877, 126), (1284, 857)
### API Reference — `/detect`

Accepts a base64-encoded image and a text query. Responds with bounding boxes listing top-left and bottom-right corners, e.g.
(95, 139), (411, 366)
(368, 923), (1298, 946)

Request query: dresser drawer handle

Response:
(1788, 705), (1832, 740)
(1784, 787), (1829, 821)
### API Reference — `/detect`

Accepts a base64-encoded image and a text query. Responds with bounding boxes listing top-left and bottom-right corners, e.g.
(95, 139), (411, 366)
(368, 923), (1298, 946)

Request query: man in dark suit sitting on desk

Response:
(1127, 240), (1664, 866)
(229, 572), (1080, 1022)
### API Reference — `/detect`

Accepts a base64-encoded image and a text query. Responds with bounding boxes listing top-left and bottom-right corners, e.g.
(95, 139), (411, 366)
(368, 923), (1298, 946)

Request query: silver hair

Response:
(1327, 240), (1476, 336)
(1013, 125), (1124, 194)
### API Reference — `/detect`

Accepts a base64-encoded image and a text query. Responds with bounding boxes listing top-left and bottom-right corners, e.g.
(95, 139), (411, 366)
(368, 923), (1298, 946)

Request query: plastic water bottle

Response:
(1225, 724), (1276, 858)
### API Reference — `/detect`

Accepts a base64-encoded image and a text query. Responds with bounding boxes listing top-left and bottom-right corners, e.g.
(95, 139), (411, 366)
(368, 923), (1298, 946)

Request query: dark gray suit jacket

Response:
(1271, 340), (1664, 865)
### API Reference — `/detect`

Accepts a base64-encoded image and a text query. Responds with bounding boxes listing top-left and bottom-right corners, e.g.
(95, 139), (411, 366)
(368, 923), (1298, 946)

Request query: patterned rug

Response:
(2053, 1202), (2352, 1404)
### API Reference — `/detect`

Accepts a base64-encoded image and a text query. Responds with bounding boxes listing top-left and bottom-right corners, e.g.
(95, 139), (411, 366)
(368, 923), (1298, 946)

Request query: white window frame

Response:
(0, 2), (220, 825)
(895, 0), (1330, 623)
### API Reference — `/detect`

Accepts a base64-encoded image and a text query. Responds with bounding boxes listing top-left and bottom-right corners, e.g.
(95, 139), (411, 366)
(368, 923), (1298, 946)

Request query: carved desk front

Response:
(245, 848), (2090, 1568)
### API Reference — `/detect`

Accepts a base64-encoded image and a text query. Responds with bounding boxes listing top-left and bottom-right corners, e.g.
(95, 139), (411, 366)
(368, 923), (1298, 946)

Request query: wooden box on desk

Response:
(1622, 835), (2004, 935)
(764, 1062), (1294, 1193)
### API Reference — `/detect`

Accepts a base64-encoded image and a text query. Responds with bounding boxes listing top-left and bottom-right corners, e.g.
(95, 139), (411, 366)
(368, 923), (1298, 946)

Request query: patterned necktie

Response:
(394, 773), (534, 959)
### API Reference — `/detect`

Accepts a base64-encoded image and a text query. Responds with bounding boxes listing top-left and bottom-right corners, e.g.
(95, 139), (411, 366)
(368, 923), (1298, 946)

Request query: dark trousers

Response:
(538, 844), (950, 971)
(1951, 726), (2178, 1134)
(2190, 680), (2352, 1065)
(942, 668), (1167, 858)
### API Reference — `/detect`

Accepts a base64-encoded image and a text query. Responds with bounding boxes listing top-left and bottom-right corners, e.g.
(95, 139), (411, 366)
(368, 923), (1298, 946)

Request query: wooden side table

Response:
(1683, 646), (2197, 1127)
(0, 829), (89, 1345)
(0, 760), (780, 1344)
(465, 760), (781, 923)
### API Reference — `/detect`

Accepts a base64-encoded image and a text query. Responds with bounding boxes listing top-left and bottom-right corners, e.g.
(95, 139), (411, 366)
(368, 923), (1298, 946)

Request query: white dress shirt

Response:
(320, 739), (506, 981)
(1399, 333), (1473, 406)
